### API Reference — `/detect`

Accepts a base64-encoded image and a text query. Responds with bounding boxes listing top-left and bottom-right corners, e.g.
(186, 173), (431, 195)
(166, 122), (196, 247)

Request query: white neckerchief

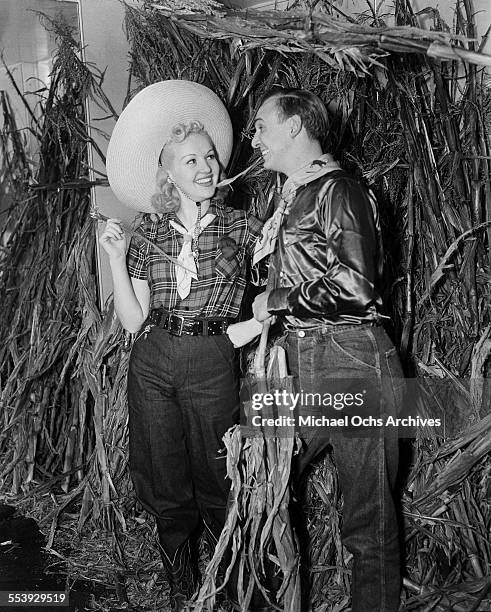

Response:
(252, 155), (340, 266)
(169, 212), (215, 299)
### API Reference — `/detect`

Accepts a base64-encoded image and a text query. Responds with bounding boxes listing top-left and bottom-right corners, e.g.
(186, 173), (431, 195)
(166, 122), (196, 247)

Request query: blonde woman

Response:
(100, 81), (263, 612)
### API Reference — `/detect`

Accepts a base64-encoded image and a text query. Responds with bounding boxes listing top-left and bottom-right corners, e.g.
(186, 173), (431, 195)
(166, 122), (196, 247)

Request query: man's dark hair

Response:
(262, 87), (330, 143)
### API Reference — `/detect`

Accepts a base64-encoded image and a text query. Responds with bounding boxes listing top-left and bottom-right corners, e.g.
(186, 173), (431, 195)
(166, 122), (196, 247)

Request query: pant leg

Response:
(176, 333), (240, 542)
(127, 327), (201, 561)
(287, 325), (402, 612)
(331, 325), (401, 611)
(172, 333), (249, 608)
(332, 432), (399, 611)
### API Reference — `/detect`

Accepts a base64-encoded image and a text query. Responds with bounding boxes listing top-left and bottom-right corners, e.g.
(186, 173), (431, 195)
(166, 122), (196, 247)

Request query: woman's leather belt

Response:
(147, 308), (230, 337)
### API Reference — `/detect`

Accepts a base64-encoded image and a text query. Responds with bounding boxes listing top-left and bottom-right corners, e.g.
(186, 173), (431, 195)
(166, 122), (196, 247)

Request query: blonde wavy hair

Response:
(151, 121), (228, 213)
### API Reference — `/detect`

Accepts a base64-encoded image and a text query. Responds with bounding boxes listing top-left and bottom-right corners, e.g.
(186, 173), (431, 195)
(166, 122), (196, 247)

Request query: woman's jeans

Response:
(127, 326), (239, 566)
(286, 323), (403, 612)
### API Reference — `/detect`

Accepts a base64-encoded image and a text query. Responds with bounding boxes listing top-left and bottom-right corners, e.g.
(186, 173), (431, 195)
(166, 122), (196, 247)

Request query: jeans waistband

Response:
(284, 320), (384, 337)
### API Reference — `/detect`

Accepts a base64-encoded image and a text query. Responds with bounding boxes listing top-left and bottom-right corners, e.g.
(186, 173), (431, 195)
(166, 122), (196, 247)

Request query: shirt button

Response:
(297, 330), (306, 338)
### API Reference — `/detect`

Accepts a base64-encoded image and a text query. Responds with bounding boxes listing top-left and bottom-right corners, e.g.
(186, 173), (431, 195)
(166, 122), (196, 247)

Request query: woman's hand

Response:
(99, 218), (127, 261)
(252, 290), (273, 322)
(227, 317), (268, 348)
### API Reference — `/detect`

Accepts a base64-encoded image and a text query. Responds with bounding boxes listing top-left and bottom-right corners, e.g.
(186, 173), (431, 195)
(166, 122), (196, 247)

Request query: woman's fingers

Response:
(99, 219), (127, 258)
(101, 227), (124, 241)
(99, 219), (125, 241)
(103, 219), (124, 236)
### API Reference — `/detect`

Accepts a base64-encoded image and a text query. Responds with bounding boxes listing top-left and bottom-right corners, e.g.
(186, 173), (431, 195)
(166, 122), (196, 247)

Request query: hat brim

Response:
(106, 80), (233, 213)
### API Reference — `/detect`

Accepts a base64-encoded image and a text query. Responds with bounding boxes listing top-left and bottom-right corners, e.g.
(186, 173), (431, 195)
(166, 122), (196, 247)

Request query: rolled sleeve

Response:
(126, 235), (148, 280)
(267, 288), (290, 314)
(245, 213), (264, 257)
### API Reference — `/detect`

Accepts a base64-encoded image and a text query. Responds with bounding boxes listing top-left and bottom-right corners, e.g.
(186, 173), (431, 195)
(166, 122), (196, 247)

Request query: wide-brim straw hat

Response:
(106, 80), (233, 213)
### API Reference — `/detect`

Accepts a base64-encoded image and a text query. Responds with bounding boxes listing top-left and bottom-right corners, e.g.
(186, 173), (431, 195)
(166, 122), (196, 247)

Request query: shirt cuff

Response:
(267, 288), (291, 314)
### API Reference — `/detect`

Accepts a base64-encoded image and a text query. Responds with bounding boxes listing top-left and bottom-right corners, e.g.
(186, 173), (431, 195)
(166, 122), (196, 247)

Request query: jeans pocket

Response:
(331, 330), (379, 371)
(211, 334), (236, 366)
(384, 347), (405, 413)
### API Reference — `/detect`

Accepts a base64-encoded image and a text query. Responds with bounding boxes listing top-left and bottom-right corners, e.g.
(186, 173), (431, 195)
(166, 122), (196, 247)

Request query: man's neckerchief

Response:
(252, 155), (340, 266)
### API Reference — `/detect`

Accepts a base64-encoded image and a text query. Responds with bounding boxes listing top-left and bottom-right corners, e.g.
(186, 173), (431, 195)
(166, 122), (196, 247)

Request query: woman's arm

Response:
(226, 317), (263, 348)
(99, 219), (150, 333)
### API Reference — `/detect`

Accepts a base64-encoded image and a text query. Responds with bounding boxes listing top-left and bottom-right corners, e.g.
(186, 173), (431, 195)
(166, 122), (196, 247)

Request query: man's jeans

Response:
(286, 323), (402, 612)
(127, 327), (239, 563)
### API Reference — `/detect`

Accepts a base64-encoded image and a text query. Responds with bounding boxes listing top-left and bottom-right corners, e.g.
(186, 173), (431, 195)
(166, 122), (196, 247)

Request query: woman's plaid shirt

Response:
(127, 200), (263, 319)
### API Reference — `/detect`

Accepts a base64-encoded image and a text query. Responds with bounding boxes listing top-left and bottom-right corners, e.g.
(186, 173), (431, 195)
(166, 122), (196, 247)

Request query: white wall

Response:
(78, 0), (136, 307)
(0, 0), (138, 307)
(0, 0), (79, 235)
(0, 0), (79, 157)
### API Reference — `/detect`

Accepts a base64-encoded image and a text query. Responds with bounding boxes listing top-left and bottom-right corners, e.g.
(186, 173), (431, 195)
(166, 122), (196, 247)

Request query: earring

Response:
(167, 176), (174, 184)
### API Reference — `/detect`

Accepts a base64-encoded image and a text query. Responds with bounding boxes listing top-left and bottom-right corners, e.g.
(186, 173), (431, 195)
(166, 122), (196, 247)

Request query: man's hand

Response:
(252, 291), (272, 322)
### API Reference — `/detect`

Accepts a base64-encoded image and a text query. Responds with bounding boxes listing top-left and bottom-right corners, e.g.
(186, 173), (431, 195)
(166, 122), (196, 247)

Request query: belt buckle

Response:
(169, 313), (185, 336)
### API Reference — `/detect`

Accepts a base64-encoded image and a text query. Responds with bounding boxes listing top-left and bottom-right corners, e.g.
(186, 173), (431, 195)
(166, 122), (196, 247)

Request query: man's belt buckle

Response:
(168, 313), (185, 336)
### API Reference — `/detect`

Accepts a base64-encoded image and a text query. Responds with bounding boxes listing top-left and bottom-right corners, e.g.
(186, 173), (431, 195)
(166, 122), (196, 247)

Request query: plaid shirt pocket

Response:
(214, 249), (243, 280)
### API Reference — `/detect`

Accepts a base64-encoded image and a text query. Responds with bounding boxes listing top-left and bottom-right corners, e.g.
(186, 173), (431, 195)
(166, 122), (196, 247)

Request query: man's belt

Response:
(147, 308), (230, 337)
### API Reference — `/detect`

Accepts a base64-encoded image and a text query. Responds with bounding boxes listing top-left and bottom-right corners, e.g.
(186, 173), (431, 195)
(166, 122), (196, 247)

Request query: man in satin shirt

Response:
(251, 88), (403, 612)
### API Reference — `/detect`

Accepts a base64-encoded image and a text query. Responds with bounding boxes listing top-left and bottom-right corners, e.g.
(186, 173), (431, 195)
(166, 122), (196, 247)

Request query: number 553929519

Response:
(0, 591), (68, 606)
